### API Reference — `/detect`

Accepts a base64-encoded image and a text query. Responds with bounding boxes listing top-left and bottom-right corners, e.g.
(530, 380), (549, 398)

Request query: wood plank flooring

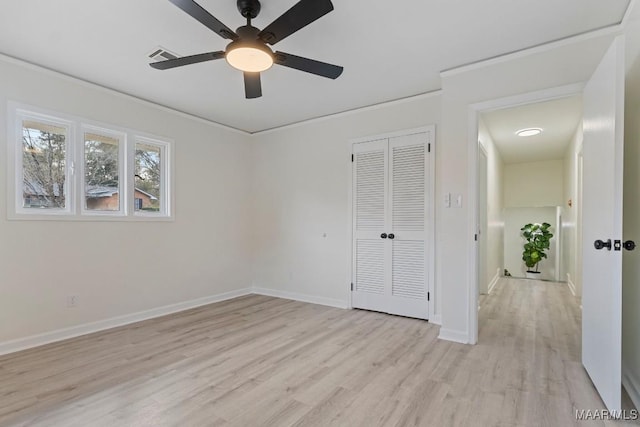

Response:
(0, 279), (637, 426)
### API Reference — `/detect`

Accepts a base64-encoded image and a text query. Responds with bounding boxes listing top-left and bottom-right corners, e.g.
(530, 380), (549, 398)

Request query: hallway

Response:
(478, 277), (637, 425)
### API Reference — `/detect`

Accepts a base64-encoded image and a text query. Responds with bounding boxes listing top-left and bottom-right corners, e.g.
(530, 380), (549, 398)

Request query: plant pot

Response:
(525, 271), (541, 280)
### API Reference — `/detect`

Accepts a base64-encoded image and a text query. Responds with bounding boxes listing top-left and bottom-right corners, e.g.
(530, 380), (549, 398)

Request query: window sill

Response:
(7, 213), (174, 222)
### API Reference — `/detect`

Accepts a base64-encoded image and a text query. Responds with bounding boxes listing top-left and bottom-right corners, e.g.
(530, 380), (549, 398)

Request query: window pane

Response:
(135, 143), (161, 212)
(85, 133), (120, 211)
(22, 120), (67, 209)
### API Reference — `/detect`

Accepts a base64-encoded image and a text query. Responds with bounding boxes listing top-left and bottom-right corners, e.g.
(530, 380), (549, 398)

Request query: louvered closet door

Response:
(387, 133), (429, 319)
(352, 139), (390, 314)
(352, 133), (430, 320)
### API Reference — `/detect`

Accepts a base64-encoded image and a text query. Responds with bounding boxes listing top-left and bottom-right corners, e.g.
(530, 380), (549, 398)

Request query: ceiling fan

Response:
(150, 0), (344, 99)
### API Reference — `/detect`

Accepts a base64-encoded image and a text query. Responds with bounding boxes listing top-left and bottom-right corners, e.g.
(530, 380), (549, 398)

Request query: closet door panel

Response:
(352, 139), (389, 312)
(387, 134), (429, 319)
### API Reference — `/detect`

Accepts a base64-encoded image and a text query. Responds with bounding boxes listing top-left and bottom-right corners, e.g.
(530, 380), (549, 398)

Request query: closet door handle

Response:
(388, 233), (395, 240)
(594, 239), (612, 250)
(380, 233), (387, 239)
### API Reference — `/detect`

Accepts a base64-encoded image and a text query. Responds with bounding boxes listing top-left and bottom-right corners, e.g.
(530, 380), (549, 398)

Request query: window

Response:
(8, 104), (172, 220)
(83, 130), (123, 214)
(20, 117), (71, 212)
(135, 141), (162, 213)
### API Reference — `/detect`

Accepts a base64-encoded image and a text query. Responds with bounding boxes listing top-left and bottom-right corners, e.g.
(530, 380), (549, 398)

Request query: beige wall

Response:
(503, 206), (559, 280)
(0, 58), (253, 344)
(251, 95), (442, 316)
(504, 159), (564, 208)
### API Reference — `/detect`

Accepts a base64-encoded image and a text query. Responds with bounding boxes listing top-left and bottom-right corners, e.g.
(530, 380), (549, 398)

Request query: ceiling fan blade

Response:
(274, 52), (343, 79)
(168, 0), (238, 40)
(150, 51), (225, 70)
(244, 72), (262, 99)
(258, 0), (334, 45)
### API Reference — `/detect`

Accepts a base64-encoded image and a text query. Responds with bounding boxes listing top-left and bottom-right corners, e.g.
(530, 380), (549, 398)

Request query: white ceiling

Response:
(0, 0), (630, 133)
(481, 96), (583, 164)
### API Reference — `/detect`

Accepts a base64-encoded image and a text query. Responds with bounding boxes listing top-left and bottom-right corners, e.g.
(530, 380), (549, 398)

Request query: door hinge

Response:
(474, 234), (478, 241)
(427, 292), (430, 301)
(614, 240), (622, 251)
(351, 154), (354, 162)
(351, 282), (353, 291)
(428, 143), (431, 153)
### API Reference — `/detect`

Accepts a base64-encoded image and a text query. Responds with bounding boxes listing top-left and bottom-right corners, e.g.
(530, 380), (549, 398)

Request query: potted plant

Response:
(521, 222), (553, 279)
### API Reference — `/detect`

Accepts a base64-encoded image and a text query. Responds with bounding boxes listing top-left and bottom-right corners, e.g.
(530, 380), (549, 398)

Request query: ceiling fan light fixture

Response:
(516, 128), (543, 137)
(225, 43), (274, 72)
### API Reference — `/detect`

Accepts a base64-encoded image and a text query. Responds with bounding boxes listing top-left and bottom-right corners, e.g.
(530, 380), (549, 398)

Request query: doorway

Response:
(478, 95), (582, 288)
(467, 38), (631, 413)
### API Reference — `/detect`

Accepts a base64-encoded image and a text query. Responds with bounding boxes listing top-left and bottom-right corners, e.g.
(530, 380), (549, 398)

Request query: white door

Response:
(352, 132), (431, 319)
(352, 139), (389, 314)
(581, 36), (625, 412)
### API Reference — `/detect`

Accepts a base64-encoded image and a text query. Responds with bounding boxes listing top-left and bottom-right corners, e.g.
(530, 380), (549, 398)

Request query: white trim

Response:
(11, 109), (76, 217)
(467, 107), (480, 345)
(621, 0), (638, 28)
(566, 273), (577, 296)
(133, 136), (172, 218)
(0, 288), (253, 356)
(623, 363), (640, 411)
(0, 53), (249, 136)
(349, 126), (435, 146)
(440, 0), (634, 79)
(487, 269), (500, 294)
(438, 328), (470, 344)
(0, 53), (442, 136)
(251, 287), (348, 309)
(346, 138), (354, 310)
(430, 314), (442, 325)
(254, 91), (442, 136)
(467, 83), (586, 346)
(469, 83), (585, 114)
(80, 125), (128, 217)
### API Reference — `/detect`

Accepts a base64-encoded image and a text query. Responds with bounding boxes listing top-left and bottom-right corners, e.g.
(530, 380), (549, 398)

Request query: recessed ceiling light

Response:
(516, 128), (542, 137)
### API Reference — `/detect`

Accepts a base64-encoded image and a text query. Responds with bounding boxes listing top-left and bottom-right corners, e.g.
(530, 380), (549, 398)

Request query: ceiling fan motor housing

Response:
(237, 0), (261, 19)
(227, 25), (274, 55)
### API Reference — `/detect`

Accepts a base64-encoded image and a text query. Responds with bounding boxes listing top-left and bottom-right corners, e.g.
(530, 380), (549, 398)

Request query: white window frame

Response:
(80, 125), (127, 217)
(132, 136), (171, 218)
(11, 108), (75, 217)
(7, 102), (173, 221)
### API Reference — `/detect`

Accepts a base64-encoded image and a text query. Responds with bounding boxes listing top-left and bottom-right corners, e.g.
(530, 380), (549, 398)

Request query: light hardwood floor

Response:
(0, 279), (637, 426)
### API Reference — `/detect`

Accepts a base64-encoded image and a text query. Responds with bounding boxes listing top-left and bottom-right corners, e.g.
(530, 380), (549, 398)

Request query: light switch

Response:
(444, 193), (451, 208)
(454, 194), (463, 208)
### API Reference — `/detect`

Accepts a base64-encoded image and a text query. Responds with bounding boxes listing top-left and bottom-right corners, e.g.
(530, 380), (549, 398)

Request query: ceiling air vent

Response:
(148, 47), (179, 62)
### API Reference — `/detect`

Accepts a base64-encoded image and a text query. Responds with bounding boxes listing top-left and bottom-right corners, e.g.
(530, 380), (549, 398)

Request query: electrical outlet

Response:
(67, 295), (78, 308)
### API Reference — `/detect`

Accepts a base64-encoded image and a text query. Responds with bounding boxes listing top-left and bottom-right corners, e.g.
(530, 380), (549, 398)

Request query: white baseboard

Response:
(438, 328), (469, 344)
(487, 269), (500, 294)
(430, 314), (442, 325)
(566, 273), (577, 296)
(623, 363), (640, 411)
(252, 286), (348, 309)
(0, 288), (253, 356)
